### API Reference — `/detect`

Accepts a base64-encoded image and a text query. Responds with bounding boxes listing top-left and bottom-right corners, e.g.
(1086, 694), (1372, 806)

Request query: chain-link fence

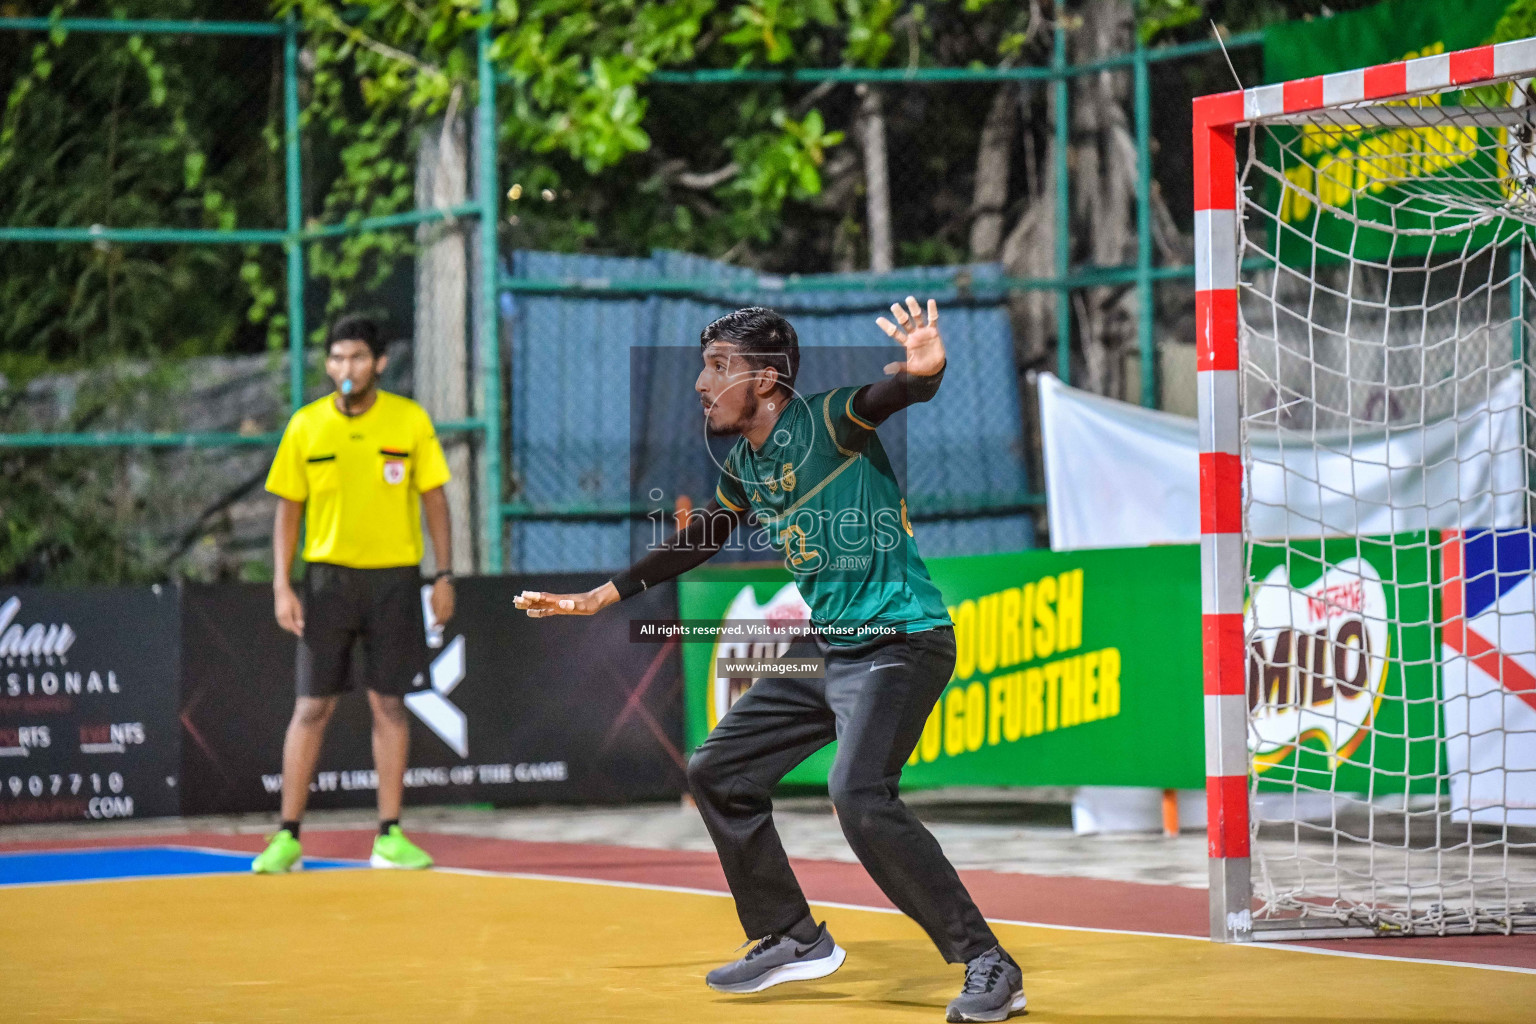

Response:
(0, 10), (500, 584)
(503, 253), (1035, 571)
(0, 8), (1267, 582)
(0, 15), (289, 583)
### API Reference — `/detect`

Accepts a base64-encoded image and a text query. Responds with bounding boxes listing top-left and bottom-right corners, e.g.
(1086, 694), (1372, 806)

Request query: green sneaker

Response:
(370, 825), (433, 870)
(251, 829), (303, 874)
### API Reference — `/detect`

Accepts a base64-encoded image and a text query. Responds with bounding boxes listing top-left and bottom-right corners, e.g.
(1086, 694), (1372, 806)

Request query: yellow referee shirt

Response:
(265, 391), (451, 568)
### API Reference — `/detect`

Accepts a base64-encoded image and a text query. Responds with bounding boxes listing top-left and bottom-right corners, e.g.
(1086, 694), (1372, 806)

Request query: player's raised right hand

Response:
(514, 582), (618, 618)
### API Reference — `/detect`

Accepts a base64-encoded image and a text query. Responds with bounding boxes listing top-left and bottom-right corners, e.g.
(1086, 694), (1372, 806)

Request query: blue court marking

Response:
(0, 846), (361, 887)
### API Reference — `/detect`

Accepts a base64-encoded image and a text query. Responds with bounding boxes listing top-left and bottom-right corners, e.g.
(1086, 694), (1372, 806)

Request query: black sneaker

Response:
(945, 945), (1026, 1022)
(704, 922), (847, 994)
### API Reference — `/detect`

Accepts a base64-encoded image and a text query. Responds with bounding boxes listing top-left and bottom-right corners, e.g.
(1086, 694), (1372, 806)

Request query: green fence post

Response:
(1135, 31), (1155, 408)
(1054, 22), (1071, 384)
(478, 0), (504, 573)
(284, 14), (305, 416)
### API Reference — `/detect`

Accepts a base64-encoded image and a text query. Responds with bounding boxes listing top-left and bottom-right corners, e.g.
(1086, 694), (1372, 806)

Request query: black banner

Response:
(180, 574), (685, 814)
(0, 586), (181, 823)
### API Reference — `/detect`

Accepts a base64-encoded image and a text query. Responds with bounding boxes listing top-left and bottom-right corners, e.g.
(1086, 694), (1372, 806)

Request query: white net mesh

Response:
(1237, 75), (1536, 936)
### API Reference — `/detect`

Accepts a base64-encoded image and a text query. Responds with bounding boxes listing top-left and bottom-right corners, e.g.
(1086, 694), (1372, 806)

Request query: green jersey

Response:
(714, 386), (952, 645)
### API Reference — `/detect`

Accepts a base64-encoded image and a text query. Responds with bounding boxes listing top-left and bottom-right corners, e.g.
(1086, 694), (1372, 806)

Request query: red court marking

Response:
(6, 829), (1533, 969)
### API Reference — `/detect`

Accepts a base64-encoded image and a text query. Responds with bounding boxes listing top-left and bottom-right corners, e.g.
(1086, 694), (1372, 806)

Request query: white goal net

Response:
(1233, 66), (1536, 936)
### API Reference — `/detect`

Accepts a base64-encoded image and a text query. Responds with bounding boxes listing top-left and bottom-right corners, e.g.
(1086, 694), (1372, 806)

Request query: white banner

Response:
(1443, 530), (1536, 828)
(1039, 372), (1526, 551)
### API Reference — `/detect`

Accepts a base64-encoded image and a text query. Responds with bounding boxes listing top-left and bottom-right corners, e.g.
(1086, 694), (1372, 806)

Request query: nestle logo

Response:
(1305, 580), (1365, 619)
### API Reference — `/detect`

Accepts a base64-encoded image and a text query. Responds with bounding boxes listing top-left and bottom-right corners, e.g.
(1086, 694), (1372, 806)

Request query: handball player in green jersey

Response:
(514, 299), (1024, 1022)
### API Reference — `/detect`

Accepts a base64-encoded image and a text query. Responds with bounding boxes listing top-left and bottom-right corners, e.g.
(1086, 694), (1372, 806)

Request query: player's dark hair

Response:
(328, 314), (384, 358)
(700, 307), (798, 394)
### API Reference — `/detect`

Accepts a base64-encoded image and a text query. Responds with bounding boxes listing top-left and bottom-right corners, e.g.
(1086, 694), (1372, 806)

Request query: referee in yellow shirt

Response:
(251, 315), (454, 874)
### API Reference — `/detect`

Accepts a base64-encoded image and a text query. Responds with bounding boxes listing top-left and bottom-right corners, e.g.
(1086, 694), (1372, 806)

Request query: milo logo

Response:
(707, 584), (810, 729)
(1246, 557), (1389, 771)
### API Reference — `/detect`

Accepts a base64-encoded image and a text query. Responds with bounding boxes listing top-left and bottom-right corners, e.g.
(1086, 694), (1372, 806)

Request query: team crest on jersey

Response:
(781, 462), (796, 492)
(383, 460), (407, 485)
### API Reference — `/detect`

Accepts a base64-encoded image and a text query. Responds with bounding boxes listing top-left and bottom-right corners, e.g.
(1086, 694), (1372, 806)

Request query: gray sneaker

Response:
(704, 922), (846, 994)
(946, 945), (1026, 1022)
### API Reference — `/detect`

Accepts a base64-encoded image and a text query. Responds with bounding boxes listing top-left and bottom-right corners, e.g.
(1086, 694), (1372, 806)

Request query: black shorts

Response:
(296, 563), (428, 698)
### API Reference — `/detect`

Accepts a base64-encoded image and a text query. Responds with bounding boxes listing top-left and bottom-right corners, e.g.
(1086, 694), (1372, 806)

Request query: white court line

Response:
(429, 866), (1536, 976)
(1254, 940), (1536, 976)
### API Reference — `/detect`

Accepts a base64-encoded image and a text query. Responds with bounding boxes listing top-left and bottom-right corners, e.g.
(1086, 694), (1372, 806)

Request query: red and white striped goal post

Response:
(1192, 35), (1536, 944)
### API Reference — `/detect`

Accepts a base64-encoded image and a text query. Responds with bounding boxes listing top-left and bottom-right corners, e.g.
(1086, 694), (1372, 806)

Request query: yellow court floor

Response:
(3, 869), (1532, 1023)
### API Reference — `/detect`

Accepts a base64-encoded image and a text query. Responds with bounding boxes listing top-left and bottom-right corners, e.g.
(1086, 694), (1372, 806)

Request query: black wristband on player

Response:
(609, 570), (644, 601)
(432, 570), (454, 582)
(608, 502), (743, 603)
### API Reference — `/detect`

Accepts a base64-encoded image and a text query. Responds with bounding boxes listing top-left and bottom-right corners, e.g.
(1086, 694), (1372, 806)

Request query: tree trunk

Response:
(415, 115), (476, 575)
(817, 147), (863, 273)
(999, 87), (1056, 507)
(856, 84), (893, 273)
(970, 85), (1019, 262)
(1071, 0), (1138, 399)
(1001, 86), (1055, 373)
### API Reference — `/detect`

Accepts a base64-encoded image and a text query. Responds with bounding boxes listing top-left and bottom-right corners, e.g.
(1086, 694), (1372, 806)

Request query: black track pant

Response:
(687, 626), (997, 964)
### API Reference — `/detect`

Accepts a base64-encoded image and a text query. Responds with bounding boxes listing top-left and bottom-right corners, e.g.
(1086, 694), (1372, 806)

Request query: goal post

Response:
(1196, 39), (1536, 942)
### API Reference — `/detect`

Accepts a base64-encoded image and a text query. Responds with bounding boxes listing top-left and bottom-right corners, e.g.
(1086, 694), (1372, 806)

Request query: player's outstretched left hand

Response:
(875, 296), (946, 378)
(513, 582), (618, 618)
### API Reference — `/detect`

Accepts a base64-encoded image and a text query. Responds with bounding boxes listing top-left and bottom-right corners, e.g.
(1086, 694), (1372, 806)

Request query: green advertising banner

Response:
(1246, 534), (1441, 794)
(1263, 0), (1519, 267)
(678, 546), (1205, 791)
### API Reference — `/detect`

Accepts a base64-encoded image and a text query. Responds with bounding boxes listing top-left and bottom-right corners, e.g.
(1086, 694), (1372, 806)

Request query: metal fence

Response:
(505, 251), (1034, 571)
(0, 10), (1264, 579)
(0, 9), (503, 579)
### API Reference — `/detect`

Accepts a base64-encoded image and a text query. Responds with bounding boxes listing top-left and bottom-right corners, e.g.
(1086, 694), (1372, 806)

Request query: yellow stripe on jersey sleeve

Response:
(821, 391), (858, 457)
(715, 485), (746, 512)
(845, 389), (877, 431)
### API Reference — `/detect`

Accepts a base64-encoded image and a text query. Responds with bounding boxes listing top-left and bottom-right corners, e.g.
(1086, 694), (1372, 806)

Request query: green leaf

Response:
(183, 151), (205, 190)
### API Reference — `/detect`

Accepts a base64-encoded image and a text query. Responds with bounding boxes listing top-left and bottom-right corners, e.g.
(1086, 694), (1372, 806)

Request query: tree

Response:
(0, 0), (284, 370)
(3, 0), (1429, 583)
(273, 0), (1063, 306)
(0, 1), (287, 583)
